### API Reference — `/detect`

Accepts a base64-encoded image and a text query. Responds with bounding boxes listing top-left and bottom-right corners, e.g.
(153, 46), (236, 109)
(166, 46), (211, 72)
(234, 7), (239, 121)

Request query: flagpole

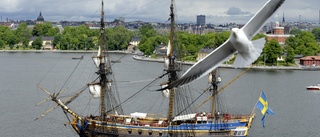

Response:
(251, 91), (262, 115)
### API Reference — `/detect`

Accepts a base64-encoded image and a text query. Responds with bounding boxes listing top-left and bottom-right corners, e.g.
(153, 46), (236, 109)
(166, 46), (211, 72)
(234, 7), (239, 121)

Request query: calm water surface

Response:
(0, 52), (320, 137)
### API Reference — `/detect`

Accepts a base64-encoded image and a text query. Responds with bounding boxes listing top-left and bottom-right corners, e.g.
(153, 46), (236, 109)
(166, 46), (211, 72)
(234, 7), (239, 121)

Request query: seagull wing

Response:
(242, 0), (285, 39)
(161, 40), (235, 90)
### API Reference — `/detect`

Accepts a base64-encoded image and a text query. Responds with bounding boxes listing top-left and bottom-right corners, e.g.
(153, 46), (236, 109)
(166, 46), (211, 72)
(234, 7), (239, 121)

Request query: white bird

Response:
(162, 0), (285, 90)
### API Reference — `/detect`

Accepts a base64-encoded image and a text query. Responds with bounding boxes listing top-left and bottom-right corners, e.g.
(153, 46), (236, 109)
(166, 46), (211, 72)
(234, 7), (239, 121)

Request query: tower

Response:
(196, 15), (206, 26)
(36, 11), (44, 24)
(282, 12), (285, 26)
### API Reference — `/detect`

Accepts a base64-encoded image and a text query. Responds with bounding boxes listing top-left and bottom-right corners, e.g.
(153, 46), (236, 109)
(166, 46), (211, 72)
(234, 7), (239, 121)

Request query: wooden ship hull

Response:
(71, 113), (254, 137)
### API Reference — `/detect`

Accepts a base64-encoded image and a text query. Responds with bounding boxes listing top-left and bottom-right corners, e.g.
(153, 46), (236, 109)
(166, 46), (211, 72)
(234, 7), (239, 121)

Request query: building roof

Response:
(30, 36), (54, 41)
(198, 47), (214, 53)
(300, 56), (320, 60)
(131, 37), (141, 42)
(37, 12), (44, 21)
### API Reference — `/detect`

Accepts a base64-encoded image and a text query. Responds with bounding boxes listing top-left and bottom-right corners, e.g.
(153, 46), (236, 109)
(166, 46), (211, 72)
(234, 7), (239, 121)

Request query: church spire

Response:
(282, 12), (285, 26)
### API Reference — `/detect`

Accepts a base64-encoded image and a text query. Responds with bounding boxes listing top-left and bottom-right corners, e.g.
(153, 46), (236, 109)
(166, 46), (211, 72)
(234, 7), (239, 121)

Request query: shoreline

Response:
(132, 55), (320, 71)
(2, 49), (319, 71)
(0, 49), (132, 54)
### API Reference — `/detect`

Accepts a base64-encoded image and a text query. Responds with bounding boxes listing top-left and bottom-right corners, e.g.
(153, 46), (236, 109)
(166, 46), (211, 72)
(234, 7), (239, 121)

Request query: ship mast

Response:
(98, 0), (106, 121)
(209, 71), (218, 116)
(167, 0), (177, 121)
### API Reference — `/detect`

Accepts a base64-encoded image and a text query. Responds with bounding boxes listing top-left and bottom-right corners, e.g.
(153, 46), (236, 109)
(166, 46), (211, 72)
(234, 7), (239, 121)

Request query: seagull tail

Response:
(233, 38), (266, 68)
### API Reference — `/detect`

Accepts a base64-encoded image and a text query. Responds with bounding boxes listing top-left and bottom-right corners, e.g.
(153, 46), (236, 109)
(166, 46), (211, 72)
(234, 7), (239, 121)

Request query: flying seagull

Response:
(161, 0), (285, 90)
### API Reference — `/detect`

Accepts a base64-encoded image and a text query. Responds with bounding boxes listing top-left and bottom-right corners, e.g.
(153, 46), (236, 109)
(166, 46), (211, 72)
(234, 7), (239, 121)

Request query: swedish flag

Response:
(256, 91), (275, 127)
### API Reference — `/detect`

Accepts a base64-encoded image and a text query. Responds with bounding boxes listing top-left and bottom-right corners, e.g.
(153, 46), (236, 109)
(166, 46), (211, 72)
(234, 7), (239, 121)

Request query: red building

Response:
(300, 56), (320, 66)
(266, 21), (292, 45)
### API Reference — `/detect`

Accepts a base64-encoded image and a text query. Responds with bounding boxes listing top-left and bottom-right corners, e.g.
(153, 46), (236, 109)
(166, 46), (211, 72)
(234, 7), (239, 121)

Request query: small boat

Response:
(306, 84), (320, 90)
(72, 55), (84, 60)
(111, 60), (121, 63)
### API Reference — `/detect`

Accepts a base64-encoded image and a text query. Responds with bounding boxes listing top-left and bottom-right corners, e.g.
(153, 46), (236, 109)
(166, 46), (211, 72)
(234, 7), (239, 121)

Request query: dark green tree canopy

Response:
(312, 27), (320, 42)
(32, 37), (43, 50)
(263, 39), (282, 65)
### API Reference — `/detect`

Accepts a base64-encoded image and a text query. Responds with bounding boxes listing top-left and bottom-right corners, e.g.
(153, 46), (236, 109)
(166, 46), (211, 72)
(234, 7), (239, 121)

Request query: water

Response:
(1, 52), (320, 137)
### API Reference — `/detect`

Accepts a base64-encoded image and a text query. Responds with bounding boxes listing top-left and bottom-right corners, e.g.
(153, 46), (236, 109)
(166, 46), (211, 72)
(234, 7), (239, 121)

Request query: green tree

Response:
(297, 31), (319, 55)
(5, 31), (19, 48)
(14, 23), (32, 48)
(252, 33), (266, 40)
(106, 26), (133, 50)
(138, 25), (161, 54)
(32, 22), (58, 36)
(215, 31), (230, 47)
(32, 37), (43, 50)
(0, 40), (5, 49)
(59, 37), (68, 50)
(290, 28), (302, 36)
(311, 27), (320, 42)
(263, 39), (282, 65)
(32, 24), (43, 36)
(285, 36), (299, 50)
(284, 46), (295, 65)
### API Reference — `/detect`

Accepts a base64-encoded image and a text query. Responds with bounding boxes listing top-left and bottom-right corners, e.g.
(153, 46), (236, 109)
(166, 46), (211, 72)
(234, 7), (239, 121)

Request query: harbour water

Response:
(1, 52), (320, 137)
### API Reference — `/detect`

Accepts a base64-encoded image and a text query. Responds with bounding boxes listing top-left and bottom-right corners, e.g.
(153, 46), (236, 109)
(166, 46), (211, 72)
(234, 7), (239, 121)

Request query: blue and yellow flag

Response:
(256, 91), (275, 127)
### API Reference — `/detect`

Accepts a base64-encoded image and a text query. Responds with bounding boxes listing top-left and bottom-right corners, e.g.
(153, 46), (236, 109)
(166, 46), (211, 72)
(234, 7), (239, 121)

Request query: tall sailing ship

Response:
(36, 0), (256, 136)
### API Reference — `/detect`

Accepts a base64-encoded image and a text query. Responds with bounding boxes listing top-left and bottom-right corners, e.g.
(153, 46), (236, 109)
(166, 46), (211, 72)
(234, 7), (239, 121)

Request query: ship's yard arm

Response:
(36, 85), (84, 122)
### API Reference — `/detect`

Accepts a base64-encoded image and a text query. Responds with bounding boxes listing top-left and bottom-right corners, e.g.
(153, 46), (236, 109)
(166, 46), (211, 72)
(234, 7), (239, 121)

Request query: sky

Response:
(0, 0), (319, 25)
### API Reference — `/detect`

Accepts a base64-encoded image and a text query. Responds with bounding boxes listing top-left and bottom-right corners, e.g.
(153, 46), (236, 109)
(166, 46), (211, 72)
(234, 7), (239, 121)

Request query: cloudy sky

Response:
(0, 0), (319, 24)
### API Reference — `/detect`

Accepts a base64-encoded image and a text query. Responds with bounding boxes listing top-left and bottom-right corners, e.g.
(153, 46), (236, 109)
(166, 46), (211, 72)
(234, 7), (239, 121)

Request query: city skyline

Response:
(0, 0), (319, 24)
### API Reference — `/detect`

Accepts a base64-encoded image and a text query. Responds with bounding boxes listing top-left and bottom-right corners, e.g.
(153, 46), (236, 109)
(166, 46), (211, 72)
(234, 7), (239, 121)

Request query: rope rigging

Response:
(106, 72), (169, 113)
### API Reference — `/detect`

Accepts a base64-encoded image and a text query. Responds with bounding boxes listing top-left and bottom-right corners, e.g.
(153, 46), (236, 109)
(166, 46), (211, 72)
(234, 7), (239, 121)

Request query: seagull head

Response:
(232, 28), (240, 33)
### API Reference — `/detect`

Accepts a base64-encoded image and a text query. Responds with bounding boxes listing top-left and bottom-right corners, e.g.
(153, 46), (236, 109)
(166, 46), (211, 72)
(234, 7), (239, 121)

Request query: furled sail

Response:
(88, 83), (101, 99)
(161, 84), (170, 98)
(92, 45), (108, 68)
(164, 40), (171, 70)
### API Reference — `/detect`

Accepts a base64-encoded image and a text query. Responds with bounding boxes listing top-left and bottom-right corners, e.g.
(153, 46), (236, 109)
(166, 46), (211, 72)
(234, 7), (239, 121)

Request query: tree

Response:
(0, 40), (5, 49)
(285, 36), (299, 50)
(263, 39), (282, 65)
(138, 25), (165, 55)
(252, 33), (266, 40)
(32, 22), (58, 36)
(106, 26), (133, 50)
(290, 28), (302, 36)
(285, 31), (319, 56)
(296, 31), (319, 55)
(32, 24), (43, 36)
(32, 37), (43, 50)
(311, 27), (320, 42)
(284, 46), (295, 65)
(5, 31), (19, 48)
(214, 31), (230, 47)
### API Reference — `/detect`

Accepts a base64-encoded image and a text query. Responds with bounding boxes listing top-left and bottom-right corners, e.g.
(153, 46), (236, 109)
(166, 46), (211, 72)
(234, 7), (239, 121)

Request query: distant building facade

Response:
(129, 37), (141, 46)
(127, 37), (141, 53)
(196, 15), (206, 26)
(197, 47), (214, 61)
(29, 36), (54, 50)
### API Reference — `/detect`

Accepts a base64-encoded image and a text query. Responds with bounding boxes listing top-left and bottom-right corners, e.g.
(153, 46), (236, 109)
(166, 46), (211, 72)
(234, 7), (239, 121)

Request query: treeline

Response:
(0, 22), (134, 50)
(1, 22), (320, 65)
